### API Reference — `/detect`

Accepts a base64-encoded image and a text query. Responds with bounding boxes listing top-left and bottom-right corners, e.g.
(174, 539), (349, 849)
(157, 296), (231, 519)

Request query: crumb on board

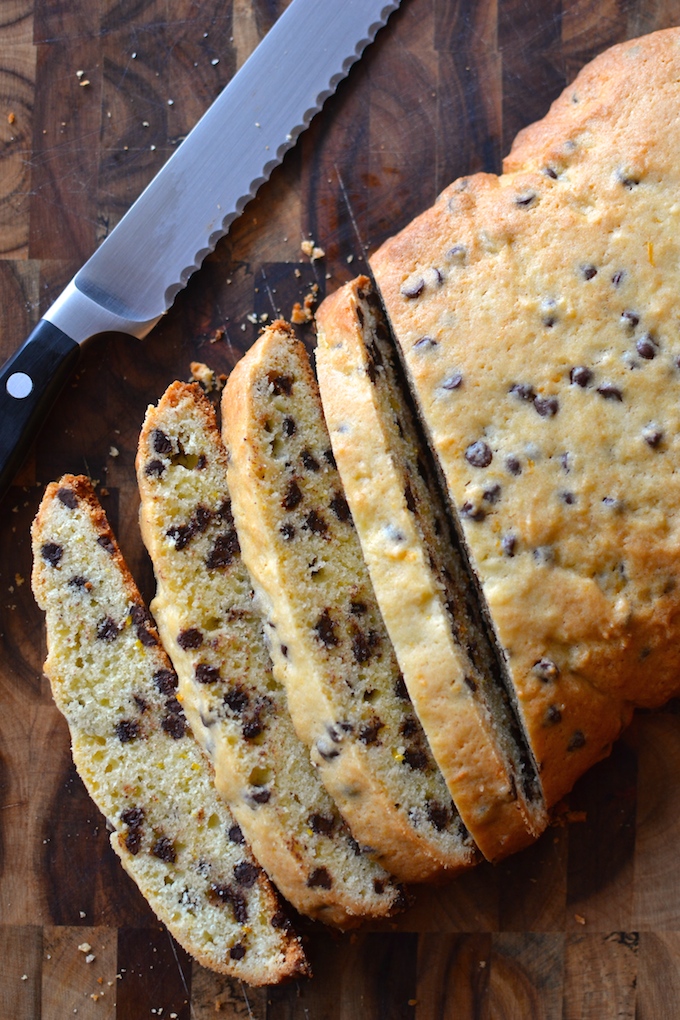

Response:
(291, 283), (319, 324)
(8, 111), (15, 124)
(301, 239), (325, 260)
(574, 914), (586, 925)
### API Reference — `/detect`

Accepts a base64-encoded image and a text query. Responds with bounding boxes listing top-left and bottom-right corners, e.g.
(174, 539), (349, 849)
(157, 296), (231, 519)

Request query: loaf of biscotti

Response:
(315, 277), (546, 861)
(31, 475), (307, 985)
(371, 28), (680, 808)
(136, 381), (404, 927)
(221, 321), (477, 883)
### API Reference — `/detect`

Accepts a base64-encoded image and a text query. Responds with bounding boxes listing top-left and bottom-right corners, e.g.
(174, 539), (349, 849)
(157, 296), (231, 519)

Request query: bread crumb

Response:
(190, 361), (216, 391)
(109, 446), (119, 458)
(21, 974), (28, 981)
(301, 239), (325, 260)
(574, 914), (586, 925)
(8, 112), (15, 124)
(78, 943), (92, 954)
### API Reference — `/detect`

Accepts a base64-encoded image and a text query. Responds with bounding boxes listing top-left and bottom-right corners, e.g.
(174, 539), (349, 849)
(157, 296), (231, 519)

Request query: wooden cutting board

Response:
(2, 0), (680, 1016)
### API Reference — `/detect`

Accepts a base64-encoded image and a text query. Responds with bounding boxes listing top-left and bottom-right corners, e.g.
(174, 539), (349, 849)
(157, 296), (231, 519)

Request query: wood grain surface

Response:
(2, 1), (680, 1016)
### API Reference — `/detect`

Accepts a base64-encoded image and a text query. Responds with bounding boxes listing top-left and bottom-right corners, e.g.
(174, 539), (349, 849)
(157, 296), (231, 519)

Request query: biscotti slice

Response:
(315, 277), (546, 861)
(31, 475), (307, 985)
(136, 382), (403, 927)
(222, 321), (477, 883)
(370, 29), (680, 808)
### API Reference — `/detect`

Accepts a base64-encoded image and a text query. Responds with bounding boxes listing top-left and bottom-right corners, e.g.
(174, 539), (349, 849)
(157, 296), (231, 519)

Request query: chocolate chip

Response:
(403, 748), (428, 771)
(560, 491), (576, 505)
(307, 867), (333, 889)
(270, 374), (293, 396)
(145, 459), (165, 477)
(483, 484), (501, 504)
(636, 333), (658, 359)
(545, 704), (562, 726)
(543, 166), (558, 179)
(115, 719), (140, 743)
(301, 449), (320, 472)
(568, 729), (586, 751)
(153, 669), (177, 695)
(282, 479), (303, 510)
(162, 712), (187, 739)
(195, 663), (220, 684)
(68, 575), (91, 589)
(224, 686), (249, 714)
(414, 335), (437, 350)
(97, 616), (120, 641)
(501, 534), (517, 556)
(97, 534), (115, 555)
(270, 910), (292, 930)
(642, 426), (663, 448)
(358, 717), (383, 744)
(350, 601), (367, 616)
(401, 276), (424, 299)
(404, 483), (417, 513)
(612, 270), (625, 287)
(121, 807), (144, 855)
(617, 171), (640, 189)
(460, 501), (486, 521)
(177, 627), (203, 650)
(152, 429), (172, 454)
(56, 487), (78, 508)
(308, 813), (335, 836)
(597, 383), (623, 401)
(234, 861), (259, 888)
(303, 510), (328, 535)
(505, 456), (522, 476)
(228, 824), (245, 844)
(282, 416), (296, 437)
(121, 806), (144, 828)
(206, 530), (240, 568)
(249, 788), (271, 804)
(352, 628), (380, 664)
(446, 244), (467, 261)
(373, 879), (385, 894)
(314, 609), (338, 647)
(621, 310), (640, 329)
(400, 717), (418, 738)
(532, 658), (560, 682)
(465, 440), (492, 468)
(441, 372), (463, 390)
(323, 447), (336, 468)
(209, 883), (248, 923)
(570, 366), (592, 387)
(534, 395), (559, 417)
(581, 264), (597, 280)
(41, 542), (63, 567)
(279, 522), (295, 540)
(329, 492), (351, 522)
(426, 801), (450, 831)
(515, 191), (537, 207)
(230, 944), (246, 961)
(510, 382), (536, 402)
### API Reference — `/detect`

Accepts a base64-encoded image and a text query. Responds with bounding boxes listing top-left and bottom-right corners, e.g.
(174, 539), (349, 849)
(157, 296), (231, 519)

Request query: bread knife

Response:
(0, 0), (402, 498)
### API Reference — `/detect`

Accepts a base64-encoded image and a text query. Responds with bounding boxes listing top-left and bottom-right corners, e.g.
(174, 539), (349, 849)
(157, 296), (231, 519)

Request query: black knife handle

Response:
(0, 320), (80, 497)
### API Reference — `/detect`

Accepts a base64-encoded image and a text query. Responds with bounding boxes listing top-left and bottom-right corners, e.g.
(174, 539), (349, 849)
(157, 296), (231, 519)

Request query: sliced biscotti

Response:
(31, 475), (307, 985)
(222, 321), (477, 883)
(315, 277), (546, 861)
(371, 28), (680, 808)
(136, 382), (403, 927)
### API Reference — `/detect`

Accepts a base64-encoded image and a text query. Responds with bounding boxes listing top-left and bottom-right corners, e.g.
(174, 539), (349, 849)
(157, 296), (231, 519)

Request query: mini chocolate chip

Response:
(97, 534), (115, 555)
(543, 315), (557, 328)
(643, 427), (663, 449)
(464, 675), (477, 692)
(544, 166), (558, 179)
(280, 644), (288, 658)
(41, 542), (63, 567)
(121, 806), (144, 829)
(350, 601), (367, 615)
(307, 867), (333, 889)
(403, 748), (427, 771)
(401, 276), (424, 299)
(229, 824), (245, 844)
(568, 729), (586, 751)
(359, 717), (383, 744)
(621, 310), (640, 328)
(460, 501), (486, 521)
(301, 449), (320, 471)
(483, 484), (501, 504)
(314, 610), (338, 647)
(570, 366), (592, 387)
(152, 428), (173, 454)
(209, 884), (248, 923)
(597, 383), (623, 401)
(329, 492), (351, 522)
(224, 686), (249, 714)
(612, 270), (625, 287)
(145, 459), (165, 477)
(602, 496), (624, 510)
(501, 534), (517, 556)
(270, 374), (293, 396)
(270, 909), (292, 930)
(505, 456), (522, 476)
(545, 704), (562, 725)
(441, 372), (463, 390)
(515, 190), (537, 207)
(560, 491), (576, 505)
(282, 416), (297, 437)
(373, 879), (385, 894)
(533, 658), (560, 682)
(279, 522), (295, 540)
(153, 669), (177, 695)
(636, 333), (658, 359)
(68, 575), (91, 589)
(323, 447), (336, 468)
(249, 788), (271, 804)
(465, 440), (492, 468)
(394, 674), (410, 701)
(426, 801), (450, 831)
(510, 382), (536, 402)
(581, 264), (597, 280)
(196, 454), (207, 470)
(303, 510), (328, 535)
(617, 171), (639, 189)
(177, 627), (203, 650)
(207, 530), (240, 569)
(124, 829), (143, 855)
(97, 616), (120, 641)
(195, 663), (220, 684)
(534, 395), (559, 417)
(234, 861), (259, 887)
(57, 487), (78, 508)
(115, 719), (140, 743)
(308, 813), (335, 836)
(414, 335), (437, 350)
(162, 712), (187, 739)
(446, 244), (467, 261)
(352, 628), (380, 664)
(282, 479), (303, 510)
(230, 944), (246, 961)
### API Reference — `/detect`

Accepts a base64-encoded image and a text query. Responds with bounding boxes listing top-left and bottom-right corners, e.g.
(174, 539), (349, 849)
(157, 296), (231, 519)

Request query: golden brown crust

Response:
(371, 28), (680, 807)
(222, 324), (477, 882)
(315, 278), (542, 860)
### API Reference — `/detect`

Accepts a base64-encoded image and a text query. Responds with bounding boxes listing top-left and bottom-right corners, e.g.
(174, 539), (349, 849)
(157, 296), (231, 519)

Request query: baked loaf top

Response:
(222, 322), (477, 882)
(315, 277), (545, 861)
(371, 27), (680, 807)
(31, 475), (307, 985)
(136, 381), (403, 927)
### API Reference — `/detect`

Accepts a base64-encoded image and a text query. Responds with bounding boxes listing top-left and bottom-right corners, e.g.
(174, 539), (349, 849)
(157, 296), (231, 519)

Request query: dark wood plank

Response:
(0, 925), (43, 1020)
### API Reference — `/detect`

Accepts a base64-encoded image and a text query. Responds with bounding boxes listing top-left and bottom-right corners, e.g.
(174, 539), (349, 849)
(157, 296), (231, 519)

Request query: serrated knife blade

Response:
(0, 0), (402, 497)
